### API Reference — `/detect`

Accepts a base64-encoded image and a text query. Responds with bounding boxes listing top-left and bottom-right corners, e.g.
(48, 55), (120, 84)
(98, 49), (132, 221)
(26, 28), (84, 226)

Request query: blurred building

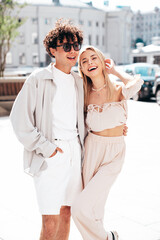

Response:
(105, 6), (133, 65)
(6, 0), (106, 68)
(131, 7), (160, 48)
(131, 37), (160, 65)
(5, 0), (133, 68)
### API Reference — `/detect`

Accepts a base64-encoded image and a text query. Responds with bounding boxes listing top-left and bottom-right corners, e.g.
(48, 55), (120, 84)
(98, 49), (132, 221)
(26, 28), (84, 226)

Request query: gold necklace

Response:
(92, 83), (107, 92)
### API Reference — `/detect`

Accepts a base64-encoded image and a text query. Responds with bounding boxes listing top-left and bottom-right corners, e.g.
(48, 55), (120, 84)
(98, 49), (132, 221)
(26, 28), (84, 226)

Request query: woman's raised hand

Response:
(104, 59), (115, 74)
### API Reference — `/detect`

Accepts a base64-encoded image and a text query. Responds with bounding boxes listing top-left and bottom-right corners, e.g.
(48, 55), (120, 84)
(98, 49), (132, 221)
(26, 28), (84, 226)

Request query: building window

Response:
(102, 22), (105, 28)
(18, 18), (22, 23)
(102, 35), (104, 46)
(96, 21), (99, 27)
(32, 18), (38, 24)
(19, 32), (25, 44)
(45, 18), (51, 25)
(88, 35), (92, 45)
(96, 35), (99, 45)
(32, 32), (38, 44)
(133, 56), (147, 63)
(154, 55), (160, 65)
(19, 53), (26, 65)
(136, 24), (141, 30)
(79, 20), (83, 25)
(46, 54), (51, 66)
(6, 52), (12, 64)
(32, 53), (39, 64)
(88, 21), (92, 27)
(149, 24), (152, 30)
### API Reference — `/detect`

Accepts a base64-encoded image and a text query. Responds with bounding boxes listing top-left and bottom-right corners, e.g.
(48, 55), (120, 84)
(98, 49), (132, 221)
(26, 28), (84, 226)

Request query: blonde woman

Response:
(71, 46), (144, 240)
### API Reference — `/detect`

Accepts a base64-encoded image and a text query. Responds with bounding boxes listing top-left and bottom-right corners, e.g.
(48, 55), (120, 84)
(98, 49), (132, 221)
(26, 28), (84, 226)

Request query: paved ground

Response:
(0, 100), (160, 240)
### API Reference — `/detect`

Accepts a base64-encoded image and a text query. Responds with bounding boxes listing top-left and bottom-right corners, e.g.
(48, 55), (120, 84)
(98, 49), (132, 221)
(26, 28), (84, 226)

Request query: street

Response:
(0, 100), (160, 240)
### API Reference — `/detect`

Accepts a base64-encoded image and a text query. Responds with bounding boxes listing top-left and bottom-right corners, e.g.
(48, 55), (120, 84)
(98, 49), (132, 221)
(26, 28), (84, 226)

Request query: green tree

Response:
(0, 0), (26, 77)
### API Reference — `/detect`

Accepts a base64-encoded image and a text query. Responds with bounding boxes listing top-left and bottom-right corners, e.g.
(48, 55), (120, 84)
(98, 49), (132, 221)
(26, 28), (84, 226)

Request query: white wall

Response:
(105, 8), (133, 65)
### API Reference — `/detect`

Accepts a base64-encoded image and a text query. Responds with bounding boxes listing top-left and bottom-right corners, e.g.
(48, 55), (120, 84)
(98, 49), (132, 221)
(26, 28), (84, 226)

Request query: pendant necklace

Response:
(92, 82), (107, 96)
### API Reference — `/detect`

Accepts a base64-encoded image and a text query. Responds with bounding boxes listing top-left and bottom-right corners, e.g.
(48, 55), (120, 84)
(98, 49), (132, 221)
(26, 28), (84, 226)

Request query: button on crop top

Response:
(86, 76), (144, 132)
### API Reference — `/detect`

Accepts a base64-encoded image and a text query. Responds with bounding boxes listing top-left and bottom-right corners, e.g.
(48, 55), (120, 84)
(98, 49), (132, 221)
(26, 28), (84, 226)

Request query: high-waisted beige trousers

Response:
(72, 132), (126, 240)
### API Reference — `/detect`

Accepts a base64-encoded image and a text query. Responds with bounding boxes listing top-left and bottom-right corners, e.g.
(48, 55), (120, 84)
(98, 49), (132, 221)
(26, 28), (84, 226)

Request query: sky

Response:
(85, 0), (160, 12)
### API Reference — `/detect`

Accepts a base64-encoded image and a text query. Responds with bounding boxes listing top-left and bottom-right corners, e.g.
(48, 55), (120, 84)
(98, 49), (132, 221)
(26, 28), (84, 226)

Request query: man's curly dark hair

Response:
(43, 18), (83, 58)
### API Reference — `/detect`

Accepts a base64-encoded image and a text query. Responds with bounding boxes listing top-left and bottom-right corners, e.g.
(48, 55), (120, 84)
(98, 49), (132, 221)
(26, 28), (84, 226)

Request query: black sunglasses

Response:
(56, 42), (81, 52)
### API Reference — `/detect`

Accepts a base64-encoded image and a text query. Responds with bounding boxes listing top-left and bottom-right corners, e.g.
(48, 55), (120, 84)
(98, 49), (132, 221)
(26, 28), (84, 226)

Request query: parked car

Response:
(123, 63), (159, 100)
(152, 71), (160, 105)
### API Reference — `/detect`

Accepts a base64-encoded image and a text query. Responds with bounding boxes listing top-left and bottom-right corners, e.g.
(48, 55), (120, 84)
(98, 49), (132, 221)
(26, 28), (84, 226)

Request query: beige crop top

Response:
(86, 76), (144, 132)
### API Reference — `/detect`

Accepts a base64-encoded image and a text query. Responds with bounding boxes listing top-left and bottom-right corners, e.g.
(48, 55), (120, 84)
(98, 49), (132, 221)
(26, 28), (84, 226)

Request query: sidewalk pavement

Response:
(0, 100), (160, 240)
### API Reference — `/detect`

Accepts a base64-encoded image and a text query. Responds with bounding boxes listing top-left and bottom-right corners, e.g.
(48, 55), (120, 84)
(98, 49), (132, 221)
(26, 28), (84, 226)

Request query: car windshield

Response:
(135, 67), (155, 77)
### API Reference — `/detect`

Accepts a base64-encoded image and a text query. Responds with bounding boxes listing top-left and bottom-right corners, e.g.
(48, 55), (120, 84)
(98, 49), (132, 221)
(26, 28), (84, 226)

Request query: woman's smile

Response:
(88, 66), (98, 72)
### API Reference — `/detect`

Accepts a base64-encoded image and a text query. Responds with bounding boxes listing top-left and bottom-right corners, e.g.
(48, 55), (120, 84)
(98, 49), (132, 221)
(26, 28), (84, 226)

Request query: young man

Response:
(10, 19), (85, 240)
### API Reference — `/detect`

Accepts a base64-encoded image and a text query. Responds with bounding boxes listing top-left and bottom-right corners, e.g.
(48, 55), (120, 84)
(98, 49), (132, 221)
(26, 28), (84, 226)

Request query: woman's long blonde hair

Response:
(78, 45), (115, 113)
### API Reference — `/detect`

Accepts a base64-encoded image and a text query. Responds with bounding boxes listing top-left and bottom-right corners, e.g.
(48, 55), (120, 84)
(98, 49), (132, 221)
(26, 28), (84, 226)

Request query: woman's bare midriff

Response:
(91, 125), (124, 137)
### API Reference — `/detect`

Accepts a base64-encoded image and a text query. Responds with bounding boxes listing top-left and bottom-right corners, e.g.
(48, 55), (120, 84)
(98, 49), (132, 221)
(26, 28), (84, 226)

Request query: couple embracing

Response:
(10, 19), (143, 240)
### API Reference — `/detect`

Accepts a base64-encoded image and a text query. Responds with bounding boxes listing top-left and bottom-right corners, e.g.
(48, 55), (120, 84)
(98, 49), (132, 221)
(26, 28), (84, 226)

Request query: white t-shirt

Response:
(51, 65), (78, 140)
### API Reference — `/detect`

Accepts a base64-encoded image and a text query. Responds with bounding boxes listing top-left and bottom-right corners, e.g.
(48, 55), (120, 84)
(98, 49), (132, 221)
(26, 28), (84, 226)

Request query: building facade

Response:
(6, 0), (106, 68)
(5, 0), (133, 68)
(131, 8), (160, 48)
(105, 6), (133, 65)
(131, 37), (160, 65)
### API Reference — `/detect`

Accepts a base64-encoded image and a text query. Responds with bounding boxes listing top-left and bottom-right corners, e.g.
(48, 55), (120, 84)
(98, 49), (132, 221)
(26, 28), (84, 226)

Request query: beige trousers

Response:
(72, 132), (126, 240)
